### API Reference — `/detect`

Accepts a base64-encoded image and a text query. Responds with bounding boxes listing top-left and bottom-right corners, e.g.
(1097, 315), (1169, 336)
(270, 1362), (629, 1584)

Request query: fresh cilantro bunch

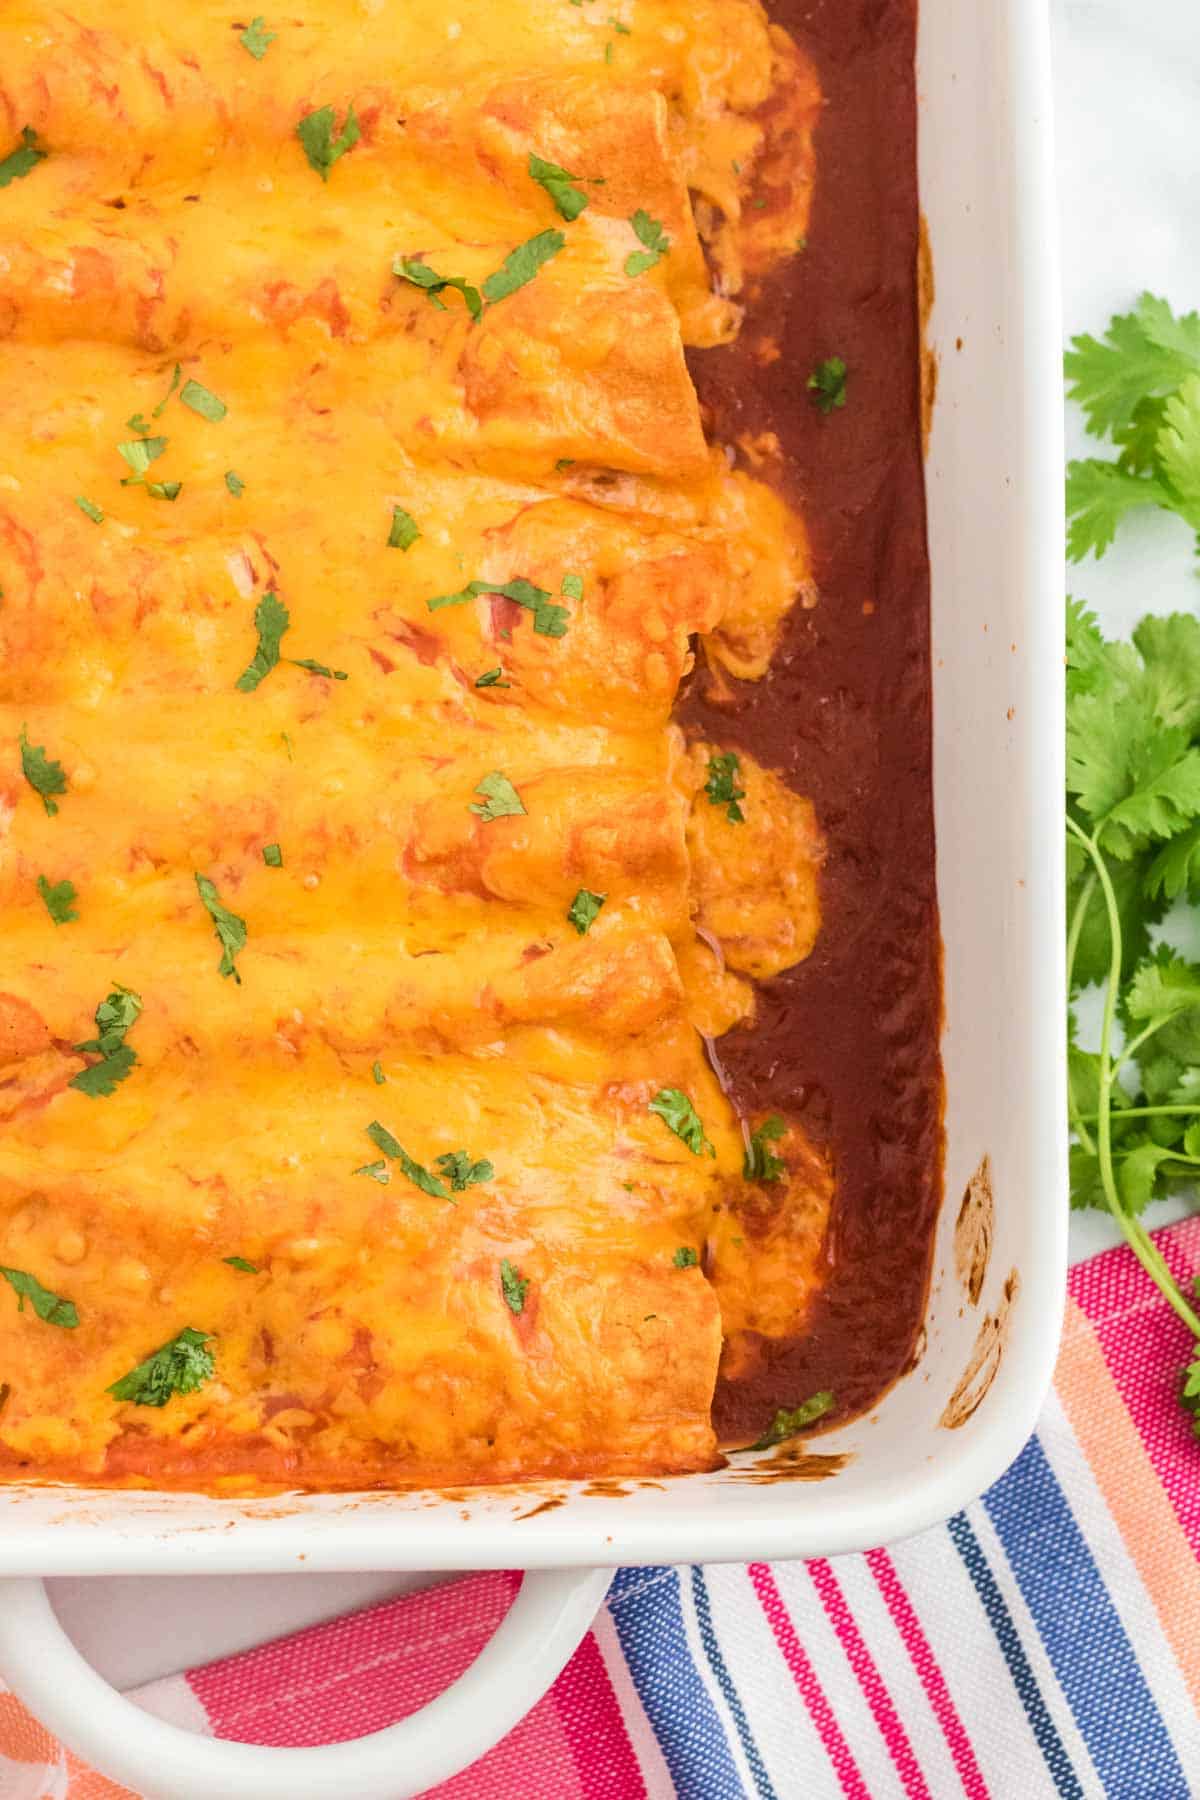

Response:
(1066, 596), (1200, 1411)
(1066, 293), (1200, 563)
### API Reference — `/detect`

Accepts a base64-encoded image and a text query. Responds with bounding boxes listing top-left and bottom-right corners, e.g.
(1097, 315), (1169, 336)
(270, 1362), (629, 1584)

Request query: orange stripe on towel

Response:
(1056, 1294), (1200, 1708)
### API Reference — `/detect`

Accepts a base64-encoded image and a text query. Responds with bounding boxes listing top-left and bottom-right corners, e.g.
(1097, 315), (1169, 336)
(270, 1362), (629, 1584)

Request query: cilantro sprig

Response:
(704, 752), (746, 823)
(19, 727), (67, 815)
(428, 575), (568, 637)
(1066, 293), (1200, 562)
(363, 1121), (492, 1199)
(0, 127), (46, 189)
(649, 1088), (715, 1157)
(747, 1391), (835, 1451)
(297, 105), (360, 181)
(0, 1266), (78, 1329)
(625, 210), (669, 277)
(236, 592), (347, 690)
(1065, 595), (1200, 1406)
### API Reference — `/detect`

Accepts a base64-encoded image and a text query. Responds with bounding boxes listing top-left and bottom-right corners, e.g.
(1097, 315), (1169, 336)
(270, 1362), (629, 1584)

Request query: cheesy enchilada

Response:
(0, 0), (938, 1490)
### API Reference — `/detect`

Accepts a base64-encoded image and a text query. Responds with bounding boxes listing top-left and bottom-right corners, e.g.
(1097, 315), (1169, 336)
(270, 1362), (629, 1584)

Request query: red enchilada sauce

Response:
(681, 0), (943, 1443)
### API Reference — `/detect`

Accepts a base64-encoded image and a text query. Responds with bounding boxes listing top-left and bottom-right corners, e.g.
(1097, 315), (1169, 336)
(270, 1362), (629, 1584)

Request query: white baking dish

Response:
(0, 1), (1066, 1792)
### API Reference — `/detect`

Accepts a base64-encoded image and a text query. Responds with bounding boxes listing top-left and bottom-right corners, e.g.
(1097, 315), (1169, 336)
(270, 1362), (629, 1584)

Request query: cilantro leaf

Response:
(475, 667), (510, 688)
(0, 127), (46, 189)
(236, 591), (289, 691)
(364, 1121), (451, 1198)
(744, 1115), (787, 1183)
(354, 1159), (391, 1184)
(290, 657), (348, 680)
(118, 435), (168, 484)
(69, 1043), (137, 1098)
(704, 752), (746, 823)
(372, 1060), (386, 1085)
(108, 1327), (215, 1407)
(748, 1391), (834, 1451)
(673, 1246), (699, 1268)
(649, 1088), (715, 1157)
(387, 506), (420, 550)
(224, 1256), (259, 1273)
(75, 496), (104, 524)
(482, 230), (566, 304)
(470, 771), (526, 821)
(434, 1151), (493, 1191)
(1065, 293), (1200, 439)
(180, 379), (227, 422)
(1158, 375), (1200, 513)
(500, 1258), (530, 1315)
(393, 256), (482, 321)
(428, 576), (568, 636)
(0, 1267), (78, 1329)
(807, 357), (848, 414)
(75, 985), (142, 1058)
(528, 153), (589, 222)
(297, 104), (360, 181)
(1066, 459), (1173, 561)
(625, 209), (670, 277)
(262, 842), (282, 867)
(194, 873), (247, 982)
(567, 888), (606, 935)
(239, 15), (276, 58)
(561, 572), (584, 602)
(225, 471), (244, 498)
(20, 727), (67, 815)
(37, 874), (78, 925)
(69, 984), (143, 1097)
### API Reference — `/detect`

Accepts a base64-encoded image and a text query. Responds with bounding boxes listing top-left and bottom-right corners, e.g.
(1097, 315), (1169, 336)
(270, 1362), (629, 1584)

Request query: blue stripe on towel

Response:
(689, 1565), (778, 1799)
(985, 1433), (1188, 1800)
(608, 1565), (748, 1798)
(948, 1509), (1085, 1798)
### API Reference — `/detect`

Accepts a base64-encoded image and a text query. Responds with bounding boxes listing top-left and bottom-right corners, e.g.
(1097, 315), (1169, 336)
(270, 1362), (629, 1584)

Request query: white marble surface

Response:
(46, 0), (1200, 1695)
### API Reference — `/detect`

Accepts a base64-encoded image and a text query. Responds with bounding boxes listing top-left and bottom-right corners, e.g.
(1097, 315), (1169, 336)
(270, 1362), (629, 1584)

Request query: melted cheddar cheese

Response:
(0, 0), (830, 1490)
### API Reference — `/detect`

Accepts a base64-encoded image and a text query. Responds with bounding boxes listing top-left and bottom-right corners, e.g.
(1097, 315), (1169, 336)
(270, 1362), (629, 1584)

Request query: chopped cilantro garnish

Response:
(0, 1267), (78, 1329)
(117, 435), (167, 484)
(482, 230), (566, 304)
(147, 479), (181, 502)
(744, 1116), (788, 1183)
(223, 1256), (259, 1273)
(393, 256), (482, 321)
(470, 771), (526, 821)
(0, 127), (46, 189)
(354, 1159), (391, 1184)
(108, 1327), (215, 1408)
(428, 576), (568, 637)
(475, 667), (510, 688)
(181, 379), (227, 422)
(194, 873), (247, 983)
(528, 153), (589, 222)
(70, 984), (143, 1098)
(371, 1060), (386, 1085)
(236, 592), (345, 688)
(262, 842), (282, 867)
(748, 1391), (835, 1451)
(75, 496), (104, 524)
(649, 1088), (715, 1157)
(239, 15), (276, 59)
(673, 1246), (699, 1269)
(152, 364), (182, 418)
(297, 104), (360, 181)
(364, 1122), (449, 1198)
(807, 356), (848, 414)
(37, 874), (78, 925)
(625, 210), (670, 277)
(225, 470), (245, 497)
(387, 506), (420, 551)
(19, 727), (67, 816)
(435, 1150), (494, 1191)
(561, 572), (584, 601)
(237, 592), (288, 691)
(567, 888), (606, 935)
(500, 1258), (530, 1315)
(704, 752), (746, 823)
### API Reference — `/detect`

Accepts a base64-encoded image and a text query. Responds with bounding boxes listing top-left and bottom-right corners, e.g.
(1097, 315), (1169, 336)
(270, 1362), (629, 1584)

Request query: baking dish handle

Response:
(0, 1567), (611, 1800)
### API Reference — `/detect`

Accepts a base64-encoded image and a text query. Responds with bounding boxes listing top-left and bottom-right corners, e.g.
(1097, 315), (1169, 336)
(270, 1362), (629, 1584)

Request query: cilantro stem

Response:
(1067, 817), (1200, 1340)
(1111, 1017), (1173, 1080)
(1065, 863), (1099, 1155)
(1076, 1105), (1200, 1122)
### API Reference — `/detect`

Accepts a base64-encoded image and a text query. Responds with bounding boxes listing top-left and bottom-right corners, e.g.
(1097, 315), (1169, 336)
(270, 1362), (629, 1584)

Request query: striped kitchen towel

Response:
(4, 1216), (1200, 1800)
